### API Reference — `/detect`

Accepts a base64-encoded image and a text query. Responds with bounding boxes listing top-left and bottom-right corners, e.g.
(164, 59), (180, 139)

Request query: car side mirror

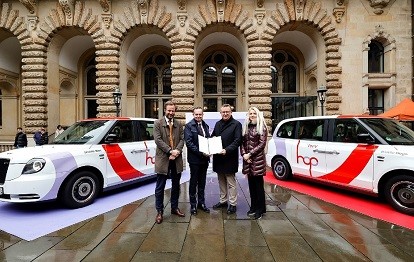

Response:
(104, 133), (119, 144)
(357, 133), (375, 144)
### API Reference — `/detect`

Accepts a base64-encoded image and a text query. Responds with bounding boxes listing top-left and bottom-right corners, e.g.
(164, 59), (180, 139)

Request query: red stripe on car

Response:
(102, 144), (144, 180)
(319, 144), (378, 184)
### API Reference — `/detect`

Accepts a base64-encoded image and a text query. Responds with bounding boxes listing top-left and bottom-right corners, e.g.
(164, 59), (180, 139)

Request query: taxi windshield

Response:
(53, 120), (111, 144)
(360, 118), (414, 145)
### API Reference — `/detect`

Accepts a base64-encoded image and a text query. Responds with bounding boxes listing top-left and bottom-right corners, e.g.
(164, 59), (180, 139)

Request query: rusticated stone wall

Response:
(1, 0), (410, 138)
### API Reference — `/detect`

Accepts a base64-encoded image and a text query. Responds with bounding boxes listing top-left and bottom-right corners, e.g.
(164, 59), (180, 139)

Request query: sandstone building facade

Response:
(0, 0), (412, 144)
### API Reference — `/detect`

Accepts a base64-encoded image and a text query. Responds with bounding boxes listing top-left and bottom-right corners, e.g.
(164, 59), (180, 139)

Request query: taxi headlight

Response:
(22, 158), (46, 174)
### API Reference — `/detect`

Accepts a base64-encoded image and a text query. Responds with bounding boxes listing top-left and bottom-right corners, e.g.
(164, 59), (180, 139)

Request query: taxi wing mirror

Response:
(104, 133), (119, 144)
(357, 133), (375, 144)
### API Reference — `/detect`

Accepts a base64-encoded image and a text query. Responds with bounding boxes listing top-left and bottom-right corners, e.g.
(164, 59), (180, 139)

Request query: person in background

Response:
(211, 104), (242, 214)
(34, 127), (48, 146)
(14, 127), (27, 148)
(184, 107), (211, 215)
(240, 107), (268, 220)
(153, 100), (185, 224)
(33, 128), (42, 145)
(55, 125), (64, 138)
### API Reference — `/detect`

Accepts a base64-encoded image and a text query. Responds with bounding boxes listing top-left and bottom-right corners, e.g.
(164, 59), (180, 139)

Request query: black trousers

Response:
(155, 160), (181, 212)
(189, 162), (209, 206)
(247, 175), (266, 214)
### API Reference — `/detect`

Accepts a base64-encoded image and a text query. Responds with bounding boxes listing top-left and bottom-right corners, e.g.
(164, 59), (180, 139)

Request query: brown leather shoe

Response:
(155, 212), (163, 224)
(171, 208), (185, 217)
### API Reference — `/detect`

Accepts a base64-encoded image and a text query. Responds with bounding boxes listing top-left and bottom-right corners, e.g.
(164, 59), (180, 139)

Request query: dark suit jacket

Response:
(184, 119), (210, 165)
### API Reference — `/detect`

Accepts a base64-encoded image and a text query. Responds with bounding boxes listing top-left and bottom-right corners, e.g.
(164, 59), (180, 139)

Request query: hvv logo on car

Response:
(266, 115), (414, 215)
(0, 117), (156, 208)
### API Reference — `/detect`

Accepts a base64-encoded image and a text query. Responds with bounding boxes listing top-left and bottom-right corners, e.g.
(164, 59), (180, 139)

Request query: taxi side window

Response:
(110, 121), (134, 143)
(276, 121), (296, 138)
(137, 121), (154, 141)
(297, 120), (325, 141)
(333, 119), (362, 143)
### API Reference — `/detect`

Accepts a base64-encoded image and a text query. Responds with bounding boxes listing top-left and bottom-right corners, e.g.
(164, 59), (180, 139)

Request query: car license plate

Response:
(0, 187), (3, 195)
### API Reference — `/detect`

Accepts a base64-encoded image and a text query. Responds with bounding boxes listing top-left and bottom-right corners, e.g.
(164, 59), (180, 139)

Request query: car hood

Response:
(0, 145), (94, 164)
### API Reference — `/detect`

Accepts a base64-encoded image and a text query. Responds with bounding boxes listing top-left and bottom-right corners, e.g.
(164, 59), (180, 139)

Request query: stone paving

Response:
(1, 173), (414, 261)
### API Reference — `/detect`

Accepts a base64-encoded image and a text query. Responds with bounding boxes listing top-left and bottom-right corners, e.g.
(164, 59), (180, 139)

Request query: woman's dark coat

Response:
(240, 124), (268, 176)
(212, 116), (242, 174)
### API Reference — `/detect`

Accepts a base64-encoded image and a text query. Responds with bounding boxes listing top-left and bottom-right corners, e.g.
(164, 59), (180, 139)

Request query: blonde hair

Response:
(242, 107), (267, 135)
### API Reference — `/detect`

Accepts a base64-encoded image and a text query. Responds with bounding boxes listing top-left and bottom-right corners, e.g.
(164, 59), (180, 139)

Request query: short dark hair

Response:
(57, 125), (62, 129)
(164, 100), (177, 110)
(221, 104), (232, 112)
(193, 106), (203, 112)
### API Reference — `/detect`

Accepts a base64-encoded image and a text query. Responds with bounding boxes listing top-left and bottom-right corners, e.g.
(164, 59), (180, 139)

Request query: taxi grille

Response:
(0, 158), (10, 184)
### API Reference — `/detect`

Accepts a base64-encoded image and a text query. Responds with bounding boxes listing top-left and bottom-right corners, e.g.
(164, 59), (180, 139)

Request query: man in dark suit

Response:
(184, 107), (211, 215)
(153, 100), (185, 224)
(211, 104), (242, 214)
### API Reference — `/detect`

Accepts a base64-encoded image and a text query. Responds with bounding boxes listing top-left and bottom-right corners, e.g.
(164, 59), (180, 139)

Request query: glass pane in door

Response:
(145, 99), (159, 118)
(203, 99), (217, 112)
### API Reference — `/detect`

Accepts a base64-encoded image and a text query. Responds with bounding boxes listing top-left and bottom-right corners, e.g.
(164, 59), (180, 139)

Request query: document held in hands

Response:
(198, 135), (223, 155)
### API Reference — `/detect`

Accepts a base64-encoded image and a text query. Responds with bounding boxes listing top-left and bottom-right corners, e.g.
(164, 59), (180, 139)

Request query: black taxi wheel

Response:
(61, 171), (99, 209)
(384, 175), (414, 215)
(271, 157), (292, 181)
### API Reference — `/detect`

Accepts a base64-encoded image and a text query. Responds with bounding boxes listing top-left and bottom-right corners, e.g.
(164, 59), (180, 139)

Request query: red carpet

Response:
(264, 172), (414, 230)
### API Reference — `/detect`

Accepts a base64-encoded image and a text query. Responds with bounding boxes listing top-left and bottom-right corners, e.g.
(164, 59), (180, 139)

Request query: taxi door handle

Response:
(131, 149), (146, 153)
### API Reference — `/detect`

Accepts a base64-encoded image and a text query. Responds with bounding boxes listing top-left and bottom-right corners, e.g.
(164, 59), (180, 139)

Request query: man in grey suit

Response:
(153, 100), (185, 224)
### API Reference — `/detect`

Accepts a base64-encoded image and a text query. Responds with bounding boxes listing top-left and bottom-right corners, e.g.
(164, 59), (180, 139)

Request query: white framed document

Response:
(198, 135), (223, 155)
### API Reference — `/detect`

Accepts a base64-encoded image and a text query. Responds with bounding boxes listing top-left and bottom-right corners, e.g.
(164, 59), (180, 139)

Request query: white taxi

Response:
(266, 115), (414, 215)
(0, 117), (156, 208)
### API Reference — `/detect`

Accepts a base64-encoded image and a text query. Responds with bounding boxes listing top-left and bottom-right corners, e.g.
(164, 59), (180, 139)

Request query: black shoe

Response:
(190, 206), (197, 215)
(213, 202), (227, 209)
(254, 213), (263, 220)
(197, 204), (210, 213)
(227, 205), (236, 214)
(247, 210), (255, 216)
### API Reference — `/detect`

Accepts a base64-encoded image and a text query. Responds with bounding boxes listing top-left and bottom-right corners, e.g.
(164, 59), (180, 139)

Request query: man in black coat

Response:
(211, 104), (242, 214)
(14, 127), (27, 148)
(184, 107), (211, 215)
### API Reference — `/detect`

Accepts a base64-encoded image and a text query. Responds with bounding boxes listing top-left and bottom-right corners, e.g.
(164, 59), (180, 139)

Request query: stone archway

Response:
(177, 0), (272, 121)
(0, 3), (34, 132)
(114, 0), (179, 116)
(262, 0), (343, 115)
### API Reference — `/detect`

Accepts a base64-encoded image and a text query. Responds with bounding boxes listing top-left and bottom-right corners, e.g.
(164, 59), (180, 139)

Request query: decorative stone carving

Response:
(177, 0), (186, 11)
(177, 13), (187, 27)
(375, 24), (384, 35)
(337, 0), (344, 5)
(333, 6), (345, 23)
(138, 0), (149, 24)
(26, 15), (38, 30)
(59, 0), (74, 21)
(19, 0), (37, 14)
(296, 0), (305, 20)
(102, 13), (112, 28)
(257, 0), (264, 8)
(216, 0), (225, 22)
(99, 0), (111, 12)
(255, 10), (265, 25)
(368, 0), (390, 15)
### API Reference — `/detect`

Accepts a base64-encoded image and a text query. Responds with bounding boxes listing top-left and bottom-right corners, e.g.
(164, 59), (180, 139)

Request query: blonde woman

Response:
(240, 107), (268, 219)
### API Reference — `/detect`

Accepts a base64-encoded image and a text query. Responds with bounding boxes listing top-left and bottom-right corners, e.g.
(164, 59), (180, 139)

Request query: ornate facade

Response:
(0, 0), (412, 144)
